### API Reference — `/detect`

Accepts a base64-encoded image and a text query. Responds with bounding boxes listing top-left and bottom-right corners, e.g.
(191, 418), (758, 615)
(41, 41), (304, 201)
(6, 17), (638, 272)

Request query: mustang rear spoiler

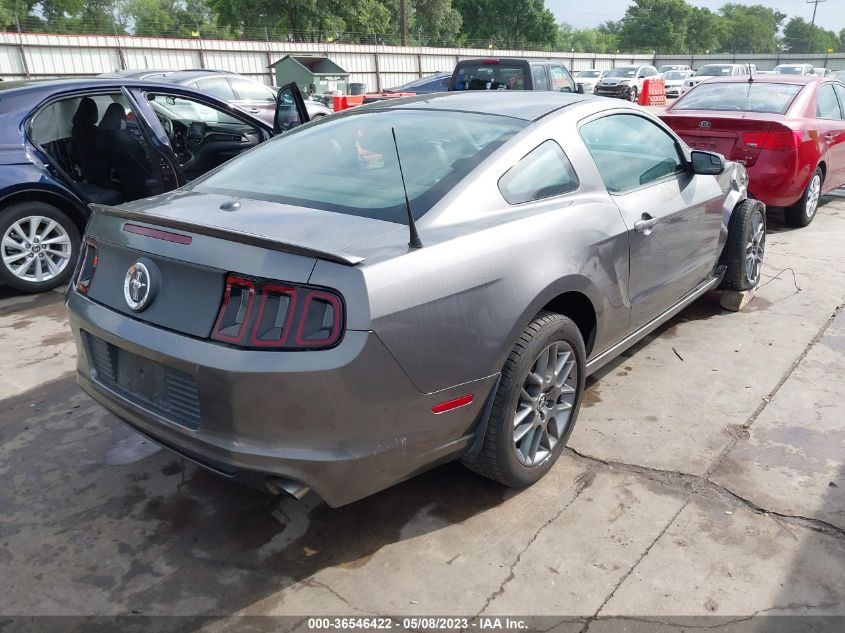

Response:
(91, 204), (364, 266)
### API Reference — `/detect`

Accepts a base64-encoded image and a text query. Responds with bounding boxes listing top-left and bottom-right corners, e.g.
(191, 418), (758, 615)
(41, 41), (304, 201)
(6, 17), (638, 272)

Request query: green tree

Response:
(557, 22), (615, 53)
(717, 4), (785, 54)
(686, 7), (723, 54)
(782, 16), (839, 53)
(454, 0), (558, 48)
(617, 0), (692, 53)
(412, 0), (461, 44)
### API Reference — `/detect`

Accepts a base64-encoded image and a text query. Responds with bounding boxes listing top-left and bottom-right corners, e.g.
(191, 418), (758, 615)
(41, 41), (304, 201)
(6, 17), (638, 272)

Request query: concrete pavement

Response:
(0, 199), (843, 628)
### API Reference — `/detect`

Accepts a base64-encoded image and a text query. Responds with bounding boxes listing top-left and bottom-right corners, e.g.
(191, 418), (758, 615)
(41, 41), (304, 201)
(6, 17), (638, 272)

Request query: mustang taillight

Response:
(211, 274), (344, 350)
(74, 238), (98, 294)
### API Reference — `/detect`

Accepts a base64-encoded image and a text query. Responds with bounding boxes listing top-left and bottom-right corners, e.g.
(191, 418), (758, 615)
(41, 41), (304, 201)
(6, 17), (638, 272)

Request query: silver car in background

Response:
(66, 92), (764, 506)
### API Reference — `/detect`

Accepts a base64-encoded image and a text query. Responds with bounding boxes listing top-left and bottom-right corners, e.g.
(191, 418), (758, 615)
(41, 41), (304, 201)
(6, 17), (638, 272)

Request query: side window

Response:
(498, 140), (579, 204)
(549, 65), (575, 92)
(229, 77), (276, 102)
(817, 84), (842, 119)
(194, 77), (237, 101)
(580, 114), (685, 194)
(833, 84), (845, 116)
(532, 66), (550, 91)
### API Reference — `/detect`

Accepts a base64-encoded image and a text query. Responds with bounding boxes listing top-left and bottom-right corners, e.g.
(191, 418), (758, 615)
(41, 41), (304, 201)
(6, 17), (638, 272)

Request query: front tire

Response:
(0, 202), (80, 293)
(463, 311), (586, 487)
(722, 199), (766, 291)
(628, 86), (638, 102)
(785, 167), (822, 228)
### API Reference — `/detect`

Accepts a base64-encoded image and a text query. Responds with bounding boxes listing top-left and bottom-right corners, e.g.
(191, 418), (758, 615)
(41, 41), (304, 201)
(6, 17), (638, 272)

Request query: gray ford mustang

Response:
(66, 91), (764, 506)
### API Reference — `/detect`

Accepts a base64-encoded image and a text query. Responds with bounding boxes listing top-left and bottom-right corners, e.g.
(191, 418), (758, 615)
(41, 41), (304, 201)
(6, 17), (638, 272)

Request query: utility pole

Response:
(807, 0), (827, 53)
(400, 0), (408, 46)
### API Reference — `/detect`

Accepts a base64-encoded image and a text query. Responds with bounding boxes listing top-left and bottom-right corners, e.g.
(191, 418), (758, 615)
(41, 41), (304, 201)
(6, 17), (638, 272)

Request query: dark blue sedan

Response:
(0, 78), (308, 293)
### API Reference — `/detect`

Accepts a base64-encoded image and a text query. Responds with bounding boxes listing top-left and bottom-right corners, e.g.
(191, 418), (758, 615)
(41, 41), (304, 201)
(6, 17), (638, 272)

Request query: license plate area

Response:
(115, 351), (168, 409)
(85, 333), (201, 430)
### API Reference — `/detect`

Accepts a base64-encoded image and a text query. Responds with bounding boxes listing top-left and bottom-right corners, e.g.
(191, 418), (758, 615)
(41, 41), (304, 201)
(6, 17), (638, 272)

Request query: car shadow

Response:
(765, 195), (835, 234)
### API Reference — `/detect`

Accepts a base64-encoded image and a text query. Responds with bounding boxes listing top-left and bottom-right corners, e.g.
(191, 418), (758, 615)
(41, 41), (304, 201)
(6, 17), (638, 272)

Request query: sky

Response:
(547, 0), (844, 32)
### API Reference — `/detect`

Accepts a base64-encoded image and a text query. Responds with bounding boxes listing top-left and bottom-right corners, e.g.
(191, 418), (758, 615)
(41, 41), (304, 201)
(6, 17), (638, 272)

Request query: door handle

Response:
(247, 108), (260, 114)
(634, 214), (659, 234)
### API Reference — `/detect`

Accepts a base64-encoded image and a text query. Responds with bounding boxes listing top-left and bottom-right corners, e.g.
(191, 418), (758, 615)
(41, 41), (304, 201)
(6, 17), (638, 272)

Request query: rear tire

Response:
(0, 202), (80, 294)
(722, 199), (766, 291)
(785, 168), (822, 228)
(463, 311), (586, 487)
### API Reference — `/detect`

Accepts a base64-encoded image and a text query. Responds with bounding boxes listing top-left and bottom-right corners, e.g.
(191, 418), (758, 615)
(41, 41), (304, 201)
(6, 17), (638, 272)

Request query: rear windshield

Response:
(195, 110), (526, 223)
(774, 66), (804, 75)
(673, 82), (802, 114)
(452, 63), (528, 90)
(664, 71), (687, 80)
(576, 70), (601, 78)
(695, 65), (734, 76)
(607, 67), (636, 78)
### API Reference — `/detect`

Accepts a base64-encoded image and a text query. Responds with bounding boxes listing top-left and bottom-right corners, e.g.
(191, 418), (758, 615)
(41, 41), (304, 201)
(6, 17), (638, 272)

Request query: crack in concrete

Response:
(579, 501), (690, 633)
(703, 303), (843, 480)
(474, 471), (596, 617)
(303, 578), (379, 616)
(564, 447), (845, 541)
(570, 303), (845, 629)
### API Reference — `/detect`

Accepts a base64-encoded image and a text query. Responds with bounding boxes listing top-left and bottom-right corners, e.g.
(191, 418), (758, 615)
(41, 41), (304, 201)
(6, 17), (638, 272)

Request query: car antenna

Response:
(747, 63), (754, 83)
(391, 127), (423, 249)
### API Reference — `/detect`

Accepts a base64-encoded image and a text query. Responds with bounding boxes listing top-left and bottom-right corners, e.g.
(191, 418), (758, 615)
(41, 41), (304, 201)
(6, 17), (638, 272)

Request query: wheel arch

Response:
(542, 291), (598, 357)
(0, 187), (90, 233)
(504, 276), (603, 366)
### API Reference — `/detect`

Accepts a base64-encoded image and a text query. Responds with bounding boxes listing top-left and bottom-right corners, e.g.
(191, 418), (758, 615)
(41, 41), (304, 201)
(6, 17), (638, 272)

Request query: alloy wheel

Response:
(513, 341), (578, 466)
(745, 209), (765, 285)
(806, 173), (821, 219)
(1, 215), (72, 283)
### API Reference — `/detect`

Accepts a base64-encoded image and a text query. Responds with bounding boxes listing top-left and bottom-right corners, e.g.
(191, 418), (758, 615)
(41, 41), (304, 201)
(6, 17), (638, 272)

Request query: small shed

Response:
(269, 55), (350, 95)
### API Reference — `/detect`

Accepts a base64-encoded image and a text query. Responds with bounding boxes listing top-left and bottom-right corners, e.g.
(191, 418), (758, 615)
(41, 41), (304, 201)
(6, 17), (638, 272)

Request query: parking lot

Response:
(1, 195), (843, 626)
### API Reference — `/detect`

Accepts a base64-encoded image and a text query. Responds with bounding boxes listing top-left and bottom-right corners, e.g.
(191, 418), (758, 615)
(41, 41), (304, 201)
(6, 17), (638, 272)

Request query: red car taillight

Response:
(743, 130), (802, 151)
(74, 238), (98, 294)
(211, 274), (344, 350)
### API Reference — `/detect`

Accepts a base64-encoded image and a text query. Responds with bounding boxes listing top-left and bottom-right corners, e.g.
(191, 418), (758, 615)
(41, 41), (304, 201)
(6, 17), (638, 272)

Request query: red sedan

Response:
(660, 75), (845, 227)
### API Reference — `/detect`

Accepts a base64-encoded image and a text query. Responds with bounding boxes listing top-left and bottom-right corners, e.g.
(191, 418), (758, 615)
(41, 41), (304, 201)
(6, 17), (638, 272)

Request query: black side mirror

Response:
(576, 83), (585, 94)
(690, 150), (725, 175)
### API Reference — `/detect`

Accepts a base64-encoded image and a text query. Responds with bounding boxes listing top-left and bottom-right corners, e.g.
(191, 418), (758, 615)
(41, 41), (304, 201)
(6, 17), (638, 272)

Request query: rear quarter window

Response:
(498, 141), (579, 204)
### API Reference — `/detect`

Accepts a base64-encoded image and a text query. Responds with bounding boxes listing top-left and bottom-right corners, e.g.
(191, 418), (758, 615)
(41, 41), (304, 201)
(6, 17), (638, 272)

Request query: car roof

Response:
(0, 77), (222, 97)
(702, 75), (822, 85)
(357, 91), (595, 121)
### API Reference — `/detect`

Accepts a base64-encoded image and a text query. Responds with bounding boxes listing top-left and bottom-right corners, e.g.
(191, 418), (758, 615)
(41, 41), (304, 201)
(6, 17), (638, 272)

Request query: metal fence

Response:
(2, 32), (845, 90)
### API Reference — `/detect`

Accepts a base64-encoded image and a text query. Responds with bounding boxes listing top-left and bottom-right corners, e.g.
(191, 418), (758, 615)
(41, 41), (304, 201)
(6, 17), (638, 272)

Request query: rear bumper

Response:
(67, 290), (496, 506)
(746, 154), (813, 208)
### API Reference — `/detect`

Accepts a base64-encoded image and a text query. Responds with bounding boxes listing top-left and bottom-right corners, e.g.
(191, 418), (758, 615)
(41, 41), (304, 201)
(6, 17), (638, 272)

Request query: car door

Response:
(549, 65), (576, 93)
(227, 76), (278, 127)
(818, 82), (845, 189)
(274, 82), (310, 133)
(128, 86), (272, 185)
(580, 112), (725, 329)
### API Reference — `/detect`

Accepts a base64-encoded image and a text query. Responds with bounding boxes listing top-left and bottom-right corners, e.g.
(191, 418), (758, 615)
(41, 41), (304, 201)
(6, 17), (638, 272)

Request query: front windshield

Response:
(664, 71), (686, 80)
(196, 110), (526, 223)
(606, 68), (636, 78)
(695, 66), (733, 77)
(576, 70), (601, 78)
(659, 66), (678, 73)
(672, 82), (802, 114)
(774, 66), (803, 75)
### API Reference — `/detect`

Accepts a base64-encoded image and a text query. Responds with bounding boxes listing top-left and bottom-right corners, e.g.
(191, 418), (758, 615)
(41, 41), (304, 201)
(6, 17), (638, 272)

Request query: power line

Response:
(807, 0), (827, 52)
